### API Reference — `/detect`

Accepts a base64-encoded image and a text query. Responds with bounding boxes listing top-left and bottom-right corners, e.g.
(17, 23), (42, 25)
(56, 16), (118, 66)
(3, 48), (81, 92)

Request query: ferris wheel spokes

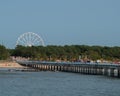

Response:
(16, 32), (45, 47)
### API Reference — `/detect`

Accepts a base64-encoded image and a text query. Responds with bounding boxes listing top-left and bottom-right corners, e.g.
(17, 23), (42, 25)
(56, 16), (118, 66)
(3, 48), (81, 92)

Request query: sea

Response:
(0, 69), (120, 96)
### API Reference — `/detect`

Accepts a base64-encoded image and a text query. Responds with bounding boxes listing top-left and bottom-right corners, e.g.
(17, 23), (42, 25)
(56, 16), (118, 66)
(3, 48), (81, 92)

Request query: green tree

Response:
(0, 45), (10, 60)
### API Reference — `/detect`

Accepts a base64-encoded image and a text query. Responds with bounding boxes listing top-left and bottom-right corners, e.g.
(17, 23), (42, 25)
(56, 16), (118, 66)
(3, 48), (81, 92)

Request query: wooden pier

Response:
(17, 61), (120, 78)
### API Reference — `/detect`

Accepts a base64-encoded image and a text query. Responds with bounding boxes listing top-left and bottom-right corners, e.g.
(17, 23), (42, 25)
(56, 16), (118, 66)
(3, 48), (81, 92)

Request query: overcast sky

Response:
(0, 0), (120, 48)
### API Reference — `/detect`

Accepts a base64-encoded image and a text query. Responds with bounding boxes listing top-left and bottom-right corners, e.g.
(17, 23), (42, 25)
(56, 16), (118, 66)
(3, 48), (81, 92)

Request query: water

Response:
(0, 71), (120, 96)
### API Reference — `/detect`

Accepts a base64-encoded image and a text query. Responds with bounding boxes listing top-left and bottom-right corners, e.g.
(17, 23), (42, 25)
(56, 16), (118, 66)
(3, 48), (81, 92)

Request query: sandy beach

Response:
(0, 61), (24, 68)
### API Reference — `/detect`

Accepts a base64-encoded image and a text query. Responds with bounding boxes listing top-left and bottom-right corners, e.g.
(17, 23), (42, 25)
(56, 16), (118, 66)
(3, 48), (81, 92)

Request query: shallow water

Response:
(0, 71), (120, 96)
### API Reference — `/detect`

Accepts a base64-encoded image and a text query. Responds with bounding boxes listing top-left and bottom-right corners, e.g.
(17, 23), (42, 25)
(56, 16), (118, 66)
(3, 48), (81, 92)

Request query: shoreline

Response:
(0, 61), (24, 68)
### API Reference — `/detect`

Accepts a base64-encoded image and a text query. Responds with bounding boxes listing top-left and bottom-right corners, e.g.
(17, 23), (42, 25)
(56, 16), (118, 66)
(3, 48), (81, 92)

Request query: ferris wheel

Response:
(16, 32), (45, 47)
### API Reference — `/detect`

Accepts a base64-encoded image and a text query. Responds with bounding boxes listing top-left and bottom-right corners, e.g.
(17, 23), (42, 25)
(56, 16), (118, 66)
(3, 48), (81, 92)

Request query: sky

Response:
(0, 0), (120, 48)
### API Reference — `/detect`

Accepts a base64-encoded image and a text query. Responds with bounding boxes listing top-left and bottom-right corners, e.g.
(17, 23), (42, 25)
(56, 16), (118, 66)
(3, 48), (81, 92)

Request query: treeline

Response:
(10, 45), (120, 61)
(1, 44), (120, 61)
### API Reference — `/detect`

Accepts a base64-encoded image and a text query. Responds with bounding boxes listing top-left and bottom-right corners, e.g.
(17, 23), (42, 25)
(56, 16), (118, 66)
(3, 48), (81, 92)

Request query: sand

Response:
(0, 61), (24, 68)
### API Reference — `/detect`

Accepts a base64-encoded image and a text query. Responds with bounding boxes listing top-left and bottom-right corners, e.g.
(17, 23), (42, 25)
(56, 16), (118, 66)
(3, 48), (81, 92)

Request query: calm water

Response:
(0, 71), (120, 96)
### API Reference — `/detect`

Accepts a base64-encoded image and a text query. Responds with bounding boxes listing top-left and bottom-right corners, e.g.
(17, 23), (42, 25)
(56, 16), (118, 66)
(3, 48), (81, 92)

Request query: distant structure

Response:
(16, 32), (45, 47)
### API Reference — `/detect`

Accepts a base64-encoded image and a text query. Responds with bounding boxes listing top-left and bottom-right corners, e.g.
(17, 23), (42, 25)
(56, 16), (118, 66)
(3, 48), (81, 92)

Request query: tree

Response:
(0, 45), (9, 60)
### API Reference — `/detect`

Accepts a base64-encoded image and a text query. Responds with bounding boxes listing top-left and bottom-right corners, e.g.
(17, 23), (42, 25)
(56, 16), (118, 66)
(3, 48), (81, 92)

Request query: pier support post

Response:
(110, 68), (115, 77)
(118, 68), (120, 78)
